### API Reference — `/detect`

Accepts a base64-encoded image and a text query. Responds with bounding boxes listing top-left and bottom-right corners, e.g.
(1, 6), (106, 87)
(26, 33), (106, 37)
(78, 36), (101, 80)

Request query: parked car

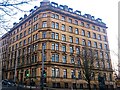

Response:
(2, 79), (12, 86)
(8, 80), (16, 86)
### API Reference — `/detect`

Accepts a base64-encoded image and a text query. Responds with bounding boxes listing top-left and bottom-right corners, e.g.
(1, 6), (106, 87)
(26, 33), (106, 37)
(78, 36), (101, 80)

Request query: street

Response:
(1, 85), (39, 90)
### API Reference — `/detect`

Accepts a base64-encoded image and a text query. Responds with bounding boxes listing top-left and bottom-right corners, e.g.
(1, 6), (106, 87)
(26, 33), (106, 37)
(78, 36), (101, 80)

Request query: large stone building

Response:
(1, 0), (115, 89)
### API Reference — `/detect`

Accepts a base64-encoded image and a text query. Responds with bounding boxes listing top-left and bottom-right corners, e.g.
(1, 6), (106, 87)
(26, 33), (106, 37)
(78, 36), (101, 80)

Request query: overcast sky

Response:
(5, 0), (119, 71)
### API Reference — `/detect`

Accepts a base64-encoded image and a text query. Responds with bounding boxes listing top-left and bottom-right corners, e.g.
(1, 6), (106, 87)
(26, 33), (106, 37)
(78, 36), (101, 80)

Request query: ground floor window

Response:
(73, 83), (76, 89)
(80, 84), (83, 89)
(64, 83), (68, 88)
(52, 82), (61, 88)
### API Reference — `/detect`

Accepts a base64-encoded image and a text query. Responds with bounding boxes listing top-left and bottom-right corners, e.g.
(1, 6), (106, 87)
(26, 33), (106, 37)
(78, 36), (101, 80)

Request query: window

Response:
(33, 34), (38, 41)
(42, 13), (47, 17)
(52, 22), (55, 28)
(75, 20), (78, 25)
(82, 39), (86, 46)
(69, 26), (73, 32)
(42, 32), (46, 38)
(51, 33), (59, 40)
(99, 43), (102, 49)
(103, 29), (106, 33)
(104, 73), (106, 80)
(55, 14), (59, 19)
(82, 30), (85, 36)
(62, 55), (67, 63)
(17, 29), (19, 33)
(93, 33), (96, 39)
(29, 20), (31, 25)
(104, 44), (108, 50)
(77, 59), (81, 66)
(80, 22), (84, 27)
(96, 61), (99, 68)
(97, 27), (100, 32)
(68, 18), (72, 23)
(86, 24), (90, 28)
(61, 24), (65, 31)
(103, 35), (107, 41)
(105, 52), (109, 59)
(98, 34), (101, 40)
(23, 39), (26, 45)
(62, 34), (66, 41)
(55, 33), (59, 40)
(52, 68), (56, 77)
(28, 37), (31, 43)
(76, 38), (79, 44)
(55, 43), (59, 50)
(69, 36), (73, 43)
(92, 25), (95, 30)
(80, 84), (83, 89)
(78, 71), (82, 79)
(20, 26), (23, 30)
(42, 21), (47, 27)
(109, 73), (112, 81)
(70, 46), (74, 53)
(88, 40), (91, 47)
(95, 50), (98, 58)
(64, 83), (68, 88)
(24, 31), (26, 37)
(76, 47), (80, 54)
(52, 22), (59, 29)
(32, 55), (37, 63)
(61, 16), (65, 21)
(71, 70), (75, 79)
(51, 14), (59, 19)
(32, 68), (36, 77)
(52, 68), (60, 77)
(34, 15), (38, 22)
(51, 13), (55, 18)
(52, 54), (59, 62)
(51, 32), (55, 39)
(94, 42), (97, 48)
(101, 64), (104, 70)
(100, 51), (103, 58)
(19, 41), (22, 47)
(16, 43), (18, 49)
(27, 46), (31, 53)
(51, 43), (59, 50)
(63, 69), (67, 78)
(71, 57), (74, 64)
(28, 28), (31, 34)
(107, 62), (111, 69)
(20, 33), (22, 39)
(87, 31), (90, 38)
(33, 44), (38, 51)
(34, 23), (38, 30)
(52, 43), (55, 50)
(62, 45), (66, 52)
(75, 28), (79, 34)
(16, 35), (19, 40)
(55, 23), (59, 29)
(42, 43), (46, 50)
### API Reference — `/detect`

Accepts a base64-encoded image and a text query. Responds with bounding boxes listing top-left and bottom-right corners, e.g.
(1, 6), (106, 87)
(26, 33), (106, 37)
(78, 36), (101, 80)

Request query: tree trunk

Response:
(88, 80), (91, 90)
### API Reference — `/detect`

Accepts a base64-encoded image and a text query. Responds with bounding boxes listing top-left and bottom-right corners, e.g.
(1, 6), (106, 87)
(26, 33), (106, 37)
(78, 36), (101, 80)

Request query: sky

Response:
(3, 0), (119, 72)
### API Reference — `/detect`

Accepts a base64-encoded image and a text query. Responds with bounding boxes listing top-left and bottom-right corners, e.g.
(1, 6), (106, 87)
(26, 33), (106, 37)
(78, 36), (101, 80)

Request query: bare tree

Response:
(0, 0), (36, 35)
(80, 46), (99, 90)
